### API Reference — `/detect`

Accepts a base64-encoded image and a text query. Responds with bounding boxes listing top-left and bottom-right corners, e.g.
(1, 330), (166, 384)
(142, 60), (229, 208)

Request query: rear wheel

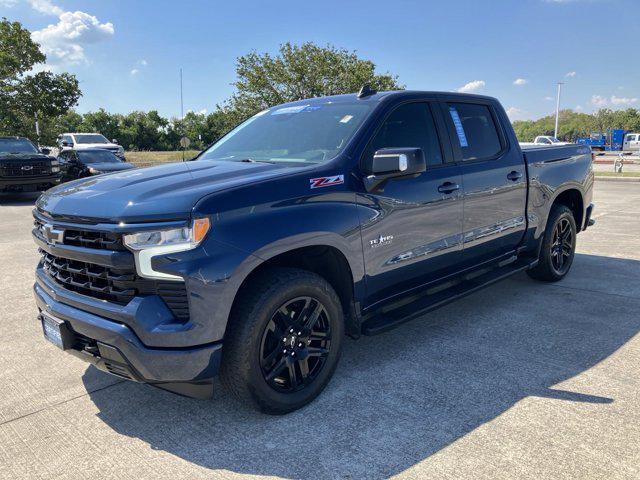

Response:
(220, 268), (344, 414)
(527, 204), (577, 282)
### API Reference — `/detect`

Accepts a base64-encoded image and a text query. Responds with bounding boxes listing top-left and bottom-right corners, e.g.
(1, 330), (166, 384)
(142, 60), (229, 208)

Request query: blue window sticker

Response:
(449, 107), (468, 147)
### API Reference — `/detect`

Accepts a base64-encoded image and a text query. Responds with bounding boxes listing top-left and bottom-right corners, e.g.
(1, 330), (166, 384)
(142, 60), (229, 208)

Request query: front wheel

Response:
(220, 268), (344, 414)
(527, 204), (577, 282)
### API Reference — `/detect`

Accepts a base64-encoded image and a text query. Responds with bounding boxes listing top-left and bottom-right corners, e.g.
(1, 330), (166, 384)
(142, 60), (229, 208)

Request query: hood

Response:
(37, 159), (293, 222)
(0, 152), (52, 163)
(86, 162), (135, 172)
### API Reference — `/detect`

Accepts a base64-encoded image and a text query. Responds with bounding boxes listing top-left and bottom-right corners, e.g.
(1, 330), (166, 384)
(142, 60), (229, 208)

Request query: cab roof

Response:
(274, 90), (499, 107)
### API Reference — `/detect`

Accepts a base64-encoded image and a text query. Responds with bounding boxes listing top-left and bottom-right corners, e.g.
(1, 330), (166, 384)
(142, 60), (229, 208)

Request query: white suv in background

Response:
(533, 136), (571, 145)
(58, 133), (125, 159)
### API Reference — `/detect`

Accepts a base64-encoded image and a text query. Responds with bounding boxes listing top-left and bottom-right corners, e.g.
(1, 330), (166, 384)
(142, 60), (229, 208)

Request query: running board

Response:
(361, 257), (537, 336)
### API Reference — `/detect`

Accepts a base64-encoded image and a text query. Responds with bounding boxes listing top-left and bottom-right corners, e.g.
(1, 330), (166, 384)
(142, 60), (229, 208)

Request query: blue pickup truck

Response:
(33, 89), (595, 413)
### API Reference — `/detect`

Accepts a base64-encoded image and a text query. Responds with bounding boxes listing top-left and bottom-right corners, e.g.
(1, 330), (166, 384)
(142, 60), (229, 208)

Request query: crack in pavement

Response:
(0, 380), (126, 428)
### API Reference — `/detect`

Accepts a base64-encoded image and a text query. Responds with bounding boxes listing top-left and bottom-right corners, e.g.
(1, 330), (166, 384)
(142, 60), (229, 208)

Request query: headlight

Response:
(51, 166), (60, 173)
(50, 160), (59, 166)
(118, 146), (124, 154)
(123, 218), (210, 280)
(88, 167), (100, 174)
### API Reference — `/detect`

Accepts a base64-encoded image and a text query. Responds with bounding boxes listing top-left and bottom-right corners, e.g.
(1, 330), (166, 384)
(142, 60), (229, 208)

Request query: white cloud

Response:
(130, 59), (148, 76)
(31, 11), (114, 64)
(457, 80), (485, 93)
(565, 71), (577, 78)
(0, 0), (19, 7)
(506, 107), (527, 121)
(513, 78), (528, 86)
(611, 95), (638, 105)
(544, 96), (554, 101)
(28, 0), (63, 15)
(591, 95), (608, 107)
(591, 95), (639, 107)
(575, 105), (583, 111)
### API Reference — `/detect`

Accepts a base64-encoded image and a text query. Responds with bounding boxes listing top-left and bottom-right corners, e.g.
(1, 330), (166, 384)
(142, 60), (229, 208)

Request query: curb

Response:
(595, 176), (640, 183)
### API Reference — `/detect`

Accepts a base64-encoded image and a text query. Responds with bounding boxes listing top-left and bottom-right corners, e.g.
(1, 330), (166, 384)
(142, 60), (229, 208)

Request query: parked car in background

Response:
(58, 133), (125, 159)
(0, 137), (61, 194)
(533, 136), (571, 145)
(622, 133), (640, 151)
(58, 148), (135, 182)
(33, 90), (594, 414)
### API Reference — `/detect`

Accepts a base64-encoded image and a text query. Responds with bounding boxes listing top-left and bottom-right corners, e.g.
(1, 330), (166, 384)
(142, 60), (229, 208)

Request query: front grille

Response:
(40, 251), (189, 320)
(1, 162), (51, 177)
(34, 218), (125, 251)
(35, 217), (190, 321)
(41, 251), (136, 303)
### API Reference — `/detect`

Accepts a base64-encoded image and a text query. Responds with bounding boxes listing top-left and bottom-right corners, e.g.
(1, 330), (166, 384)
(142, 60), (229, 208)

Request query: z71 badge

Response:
(309, 175), (344, 189)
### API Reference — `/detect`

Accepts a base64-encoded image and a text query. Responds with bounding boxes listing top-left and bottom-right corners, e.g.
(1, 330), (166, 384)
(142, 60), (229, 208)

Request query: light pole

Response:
(554, 82), (564, 139)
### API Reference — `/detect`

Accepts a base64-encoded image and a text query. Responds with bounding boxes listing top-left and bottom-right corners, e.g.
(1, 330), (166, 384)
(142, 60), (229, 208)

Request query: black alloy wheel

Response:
(550, 217), (574, 275)
(259, 297), (332, 393)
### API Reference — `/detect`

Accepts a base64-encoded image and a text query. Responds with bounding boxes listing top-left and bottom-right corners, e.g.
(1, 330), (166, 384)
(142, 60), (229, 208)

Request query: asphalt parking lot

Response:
(0, 181), (639, 480)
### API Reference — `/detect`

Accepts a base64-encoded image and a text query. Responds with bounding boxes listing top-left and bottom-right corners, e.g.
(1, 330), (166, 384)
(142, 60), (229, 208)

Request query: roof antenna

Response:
(357, 84), (377, 98)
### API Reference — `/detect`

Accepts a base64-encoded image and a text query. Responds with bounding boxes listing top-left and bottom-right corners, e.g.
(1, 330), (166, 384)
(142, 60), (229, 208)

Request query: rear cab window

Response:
(445, 102), (504, 161)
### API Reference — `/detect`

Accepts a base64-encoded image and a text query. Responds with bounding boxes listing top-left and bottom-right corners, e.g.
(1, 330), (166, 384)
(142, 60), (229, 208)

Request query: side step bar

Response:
(361, 257), (537, 336)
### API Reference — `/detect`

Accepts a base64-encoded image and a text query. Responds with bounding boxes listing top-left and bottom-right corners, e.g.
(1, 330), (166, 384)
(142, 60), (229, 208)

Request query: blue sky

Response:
(2, 0), (639, 121)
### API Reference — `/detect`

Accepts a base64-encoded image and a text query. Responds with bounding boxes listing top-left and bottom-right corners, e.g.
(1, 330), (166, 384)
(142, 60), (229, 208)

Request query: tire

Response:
(220, 267), (344, 414)
(527, 204), (577, 282)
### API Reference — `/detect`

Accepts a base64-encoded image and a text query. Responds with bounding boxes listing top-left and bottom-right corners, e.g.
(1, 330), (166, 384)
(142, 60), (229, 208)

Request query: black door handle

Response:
(507, 171), (523, 181)
(438, 182), (460, 194)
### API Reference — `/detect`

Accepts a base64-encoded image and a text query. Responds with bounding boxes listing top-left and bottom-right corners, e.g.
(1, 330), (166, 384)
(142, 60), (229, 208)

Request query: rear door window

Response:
(446, 103), (503, 161)
(367, 102), (443, 166)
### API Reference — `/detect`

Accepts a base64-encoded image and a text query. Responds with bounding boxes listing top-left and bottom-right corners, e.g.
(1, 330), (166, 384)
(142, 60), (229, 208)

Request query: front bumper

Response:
(0, 174), (61, 190)
(34, 276), (222, 398)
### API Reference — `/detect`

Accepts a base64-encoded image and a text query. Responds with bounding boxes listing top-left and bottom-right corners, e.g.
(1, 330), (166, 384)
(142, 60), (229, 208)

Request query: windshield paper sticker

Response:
(449, 107), (468, 147)
(310, 175), (344, 189)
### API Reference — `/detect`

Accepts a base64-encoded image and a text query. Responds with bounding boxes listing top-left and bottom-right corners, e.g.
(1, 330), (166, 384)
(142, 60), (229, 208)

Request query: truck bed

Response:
(519, 143), (592, 164)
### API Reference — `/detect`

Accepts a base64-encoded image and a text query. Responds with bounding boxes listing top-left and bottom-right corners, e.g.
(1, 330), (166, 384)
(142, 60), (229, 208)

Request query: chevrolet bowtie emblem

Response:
(42, 224), (64, 245)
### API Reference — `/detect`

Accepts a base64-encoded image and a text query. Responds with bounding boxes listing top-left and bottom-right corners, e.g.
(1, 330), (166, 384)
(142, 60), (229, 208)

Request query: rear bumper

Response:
(34, 279), (223, 398)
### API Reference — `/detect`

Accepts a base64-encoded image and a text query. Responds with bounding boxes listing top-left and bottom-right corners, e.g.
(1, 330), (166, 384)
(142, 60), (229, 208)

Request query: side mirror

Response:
(112, 139), (118, 144)
(61, 141), (70, 147)
(40, 148), (51, 155)
(363, 147), (426, 192)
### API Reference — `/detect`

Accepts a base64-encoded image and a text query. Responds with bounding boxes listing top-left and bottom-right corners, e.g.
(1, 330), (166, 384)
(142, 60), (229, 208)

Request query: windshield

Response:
(77, 150), (121, 164)
(199, 101), (373, 164)
(0, 138), (39, 154)
(74, 134), (109, 144)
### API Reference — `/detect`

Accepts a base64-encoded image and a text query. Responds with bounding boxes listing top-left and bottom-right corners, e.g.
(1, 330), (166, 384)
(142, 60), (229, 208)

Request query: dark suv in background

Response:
(58, 148), (135, 182)
(0, 137), (61, 194)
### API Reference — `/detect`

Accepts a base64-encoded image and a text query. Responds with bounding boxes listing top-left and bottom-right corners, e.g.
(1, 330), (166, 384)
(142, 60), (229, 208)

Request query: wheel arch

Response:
(228, 243), (361, 339)
(551, 187), (584, 231)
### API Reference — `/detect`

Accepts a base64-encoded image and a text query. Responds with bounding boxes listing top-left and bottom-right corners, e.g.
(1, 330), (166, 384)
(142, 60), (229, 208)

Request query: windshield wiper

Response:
(233, 158), (275, 164)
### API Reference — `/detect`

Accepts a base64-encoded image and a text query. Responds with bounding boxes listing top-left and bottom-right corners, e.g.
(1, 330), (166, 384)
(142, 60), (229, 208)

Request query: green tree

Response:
(0, 18), (81, 144)
(224, 42), (403, 122)
(80, 109), (123, 143)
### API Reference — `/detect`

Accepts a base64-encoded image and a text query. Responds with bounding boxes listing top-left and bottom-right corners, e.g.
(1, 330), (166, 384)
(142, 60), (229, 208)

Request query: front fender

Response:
(156, 188), (364, 343)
